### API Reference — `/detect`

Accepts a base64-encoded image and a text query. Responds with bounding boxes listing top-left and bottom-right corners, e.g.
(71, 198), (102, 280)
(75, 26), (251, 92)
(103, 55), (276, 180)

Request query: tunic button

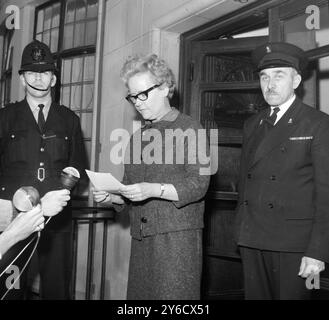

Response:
(65, 136), (68, 140)
(268, 203), (274, 209)
(11, 134), (15, 138)
(40, 162), (44, 167)
(40, 147), (45, 152)
(141, 217), (147, 223)
(1, 187), (5, 191)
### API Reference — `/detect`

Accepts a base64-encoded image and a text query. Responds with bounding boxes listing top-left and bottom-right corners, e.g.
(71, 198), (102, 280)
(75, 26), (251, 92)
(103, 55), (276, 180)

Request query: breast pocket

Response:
(43, 132), (70, 162)
(4, 130), (28, 163)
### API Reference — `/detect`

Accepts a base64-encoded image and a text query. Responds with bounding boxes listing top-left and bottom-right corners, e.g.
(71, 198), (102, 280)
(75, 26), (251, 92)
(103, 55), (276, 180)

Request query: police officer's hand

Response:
(41, 189), (70, 216)
(4, 205), (44, 242)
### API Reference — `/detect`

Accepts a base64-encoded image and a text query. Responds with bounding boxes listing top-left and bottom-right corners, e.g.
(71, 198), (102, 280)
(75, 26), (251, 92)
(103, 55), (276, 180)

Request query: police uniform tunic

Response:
(0, 98), (87, 299)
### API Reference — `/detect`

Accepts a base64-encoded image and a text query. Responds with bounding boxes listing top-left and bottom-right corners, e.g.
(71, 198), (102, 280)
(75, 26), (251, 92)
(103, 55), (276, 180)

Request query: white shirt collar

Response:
(26, 96), (51, 121)
(270, 94), (296, 125)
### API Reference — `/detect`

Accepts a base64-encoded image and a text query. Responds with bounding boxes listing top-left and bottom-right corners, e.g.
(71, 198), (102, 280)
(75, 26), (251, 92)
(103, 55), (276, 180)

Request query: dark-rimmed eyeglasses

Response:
(125, 84), (161, 104)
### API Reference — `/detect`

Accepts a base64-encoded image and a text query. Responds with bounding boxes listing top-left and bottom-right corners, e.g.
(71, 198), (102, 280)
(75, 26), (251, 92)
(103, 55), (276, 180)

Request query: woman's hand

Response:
(93, 190), (125, 205)
(120, 183), (159, 202)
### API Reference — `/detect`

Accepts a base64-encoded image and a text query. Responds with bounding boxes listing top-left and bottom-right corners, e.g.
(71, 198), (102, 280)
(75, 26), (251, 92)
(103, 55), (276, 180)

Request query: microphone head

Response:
(13, 186), (40, 212)
(60, 167), (80, 190)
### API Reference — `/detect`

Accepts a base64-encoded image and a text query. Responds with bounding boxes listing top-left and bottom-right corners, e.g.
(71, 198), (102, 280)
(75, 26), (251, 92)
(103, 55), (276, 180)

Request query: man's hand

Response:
(41, 189), (70, 216)
(4, 205), (45, 242)
(298, 256), (325, 278)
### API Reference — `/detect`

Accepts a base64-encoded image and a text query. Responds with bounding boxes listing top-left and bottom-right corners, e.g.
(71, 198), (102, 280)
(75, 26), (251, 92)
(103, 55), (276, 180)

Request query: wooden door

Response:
(185, 36), (268, 299)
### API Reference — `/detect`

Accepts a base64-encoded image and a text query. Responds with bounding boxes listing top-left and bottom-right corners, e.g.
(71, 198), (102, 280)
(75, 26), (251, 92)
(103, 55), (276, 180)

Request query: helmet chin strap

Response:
(26, 81), (50, 92)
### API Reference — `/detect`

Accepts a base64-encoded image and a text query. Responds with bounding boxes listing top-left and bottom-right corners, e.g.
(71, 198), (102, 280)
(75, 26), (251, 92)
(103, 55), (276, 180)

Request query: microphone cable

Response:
(0, 217), (52, 300)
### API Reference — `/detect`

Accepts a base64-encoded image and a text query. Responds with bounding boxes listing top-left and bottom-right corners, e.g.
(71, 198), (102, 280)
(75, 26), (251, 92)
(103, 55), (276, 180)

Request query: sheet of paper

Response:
(86, 170), (124, 193)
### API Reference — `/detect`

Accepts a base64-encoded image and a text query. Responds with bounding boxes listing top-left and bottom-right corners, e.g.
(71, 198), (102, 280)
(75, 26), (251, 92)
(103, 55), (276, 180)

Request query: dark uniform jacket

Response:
(235, 97), (329, 263)
(0, 98), (87, 231)
(119, 109), (210, 240)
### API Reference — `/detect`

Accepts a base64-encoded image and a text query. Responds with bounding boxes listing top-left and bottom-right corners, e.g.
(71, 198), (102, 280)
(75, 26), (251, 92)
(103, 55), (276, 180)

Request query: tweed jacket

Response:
(235, 97), (329, 262)
(119, 108), (210, 240)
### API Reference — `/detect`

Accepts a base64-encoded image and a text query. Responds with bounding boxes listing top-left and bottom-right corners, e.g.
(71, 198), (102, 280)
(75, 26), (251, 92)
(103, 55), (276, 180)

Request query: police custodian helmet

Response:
(18, 40), (56, 74)
(252, 42), (308, 74)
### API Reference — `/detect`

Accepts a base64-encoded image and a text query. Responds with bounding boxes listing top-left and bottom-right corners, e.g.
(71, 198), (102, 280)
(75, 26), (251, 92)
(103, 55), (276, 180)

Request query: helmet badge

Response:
(31, 47), (45, 62)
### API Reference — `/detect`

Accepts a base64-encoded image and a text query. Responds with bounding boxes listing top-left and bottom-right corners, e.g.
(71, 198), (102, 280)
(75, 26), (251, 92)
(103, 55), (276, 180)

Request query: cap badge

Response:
(31, 47), (45, 62)
(266, 46), (271, 53)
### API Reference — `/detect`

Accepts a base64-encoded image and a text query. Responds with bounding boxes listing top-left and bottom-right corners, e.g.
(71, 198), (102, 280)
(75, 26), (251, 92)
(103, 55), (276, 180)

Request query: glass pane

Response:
(72, 57), (83, 83)
(61, 59), (72, 84)
(63, 24), (74, 49)
(42, 30), (50, 47)
(50, 28), (59, 53)
(61, 86), (71, 106)
(74, 22), (85, 47)
(80, 112), (93, 138)
(87, 0), (98, 19)
(35, 33), (42, 42)
(44, 7), (52, 30)
(52, 3), (61, 28)
(76, 0), (87, 21)
(82, 84), (94, 109)
(315, 4), (329, 47)
(65, 0), (76, 23)
(85, 20), (97, 46)
(70, 85), (82, 110)
(83, 55), (94, 81)
(201, 90), (266, 129)
(36, 10), (44, 33)
(203, 53), (258, 82)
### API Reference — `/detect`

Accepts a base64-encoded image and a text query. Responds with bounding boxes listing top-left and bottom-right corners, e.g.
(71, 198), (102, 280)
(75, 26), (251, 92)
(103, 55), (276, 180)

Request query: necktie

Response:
(38, 104), (45, 132)
(247, 107), (280, 163)
(263, 107), (280, 128)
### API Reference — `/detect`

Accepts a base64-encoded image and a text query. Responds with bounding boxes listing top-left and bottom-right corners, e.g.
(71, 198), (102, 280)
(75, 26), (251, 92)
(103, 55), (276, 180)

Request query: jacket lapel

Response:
(248, 98), (302, 170)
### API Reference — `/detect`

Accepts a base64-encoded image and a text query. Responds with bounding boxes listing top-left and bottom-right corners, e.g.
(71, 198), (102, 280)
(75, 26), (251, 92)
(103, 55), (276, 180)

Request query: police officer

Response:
(235, 42), (329, 299)
(0, 40), (87, 299)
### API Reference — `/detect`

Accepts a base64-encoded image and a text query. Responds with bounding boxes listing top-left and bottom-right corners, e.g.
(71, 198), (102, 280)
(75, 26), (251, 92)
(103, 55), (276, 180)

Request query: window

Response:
(0, 29), (14, 108)
(34, 0), (98, 180)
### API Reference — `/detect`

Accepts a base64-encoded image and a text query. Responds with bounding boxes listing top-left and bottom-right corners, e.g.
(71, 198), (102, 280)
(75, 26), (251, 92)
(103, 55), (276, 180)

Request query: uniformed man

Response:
(0, 40), (87, 299)
(235, 42), (329, 299)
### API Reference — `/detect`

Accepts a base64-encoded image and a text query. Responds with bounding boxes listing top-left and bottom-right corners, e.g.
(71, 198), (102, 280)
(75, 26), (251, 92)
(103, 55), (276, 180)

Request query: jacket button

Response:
(268, 203), (274, 209)
(141, 217), (147, 223)
(40, 162), (44, 167)
(40, 147), (45, 152)
(11, 134), (15, 139)
(270, 175), (276, 180)
(1, 187), (5, 191)
(247, 173), (252, 179)
(244, 200), (248, 206)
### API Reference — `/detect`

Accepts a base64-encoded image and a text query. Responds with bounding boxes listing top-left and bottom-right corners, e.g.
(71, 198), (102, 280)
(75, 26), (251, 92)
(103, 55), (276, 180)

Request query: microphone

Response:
(12, 186), (40, 212)
(60, 167), (80, 190)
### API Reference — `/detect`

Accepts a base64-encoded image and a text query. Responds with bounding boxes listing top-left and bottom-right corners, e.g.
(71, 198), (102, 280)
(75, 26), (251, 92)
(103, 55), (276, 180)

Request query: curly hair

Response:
(120, 54), (176, 98)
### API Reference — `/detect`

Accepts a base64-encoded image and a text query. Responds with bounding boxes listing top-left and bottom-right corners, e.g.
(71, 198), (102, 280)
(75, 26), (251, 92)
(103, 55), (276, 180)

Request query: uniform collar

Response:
(26, 95), (51, 117)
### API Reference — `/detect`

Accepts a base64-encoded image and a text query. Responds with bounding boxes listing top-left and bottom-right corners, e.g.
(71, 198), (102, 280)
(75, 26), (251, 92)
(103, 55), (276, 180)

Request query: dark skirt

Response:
(127, 229), (202, 300)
